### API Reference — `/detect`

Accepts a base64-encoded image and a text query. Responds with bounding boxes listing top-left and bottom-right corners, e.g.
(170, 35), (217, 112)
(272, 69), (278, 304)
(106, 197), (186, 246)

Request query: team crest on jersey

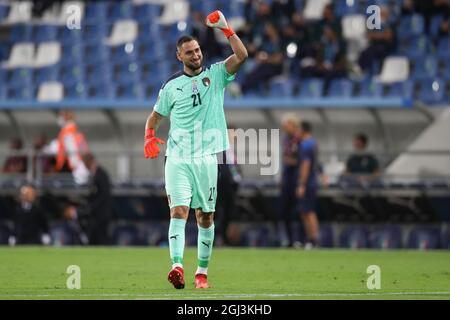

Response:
(202, 77), (211, 87)
(192, 79), (199, 93)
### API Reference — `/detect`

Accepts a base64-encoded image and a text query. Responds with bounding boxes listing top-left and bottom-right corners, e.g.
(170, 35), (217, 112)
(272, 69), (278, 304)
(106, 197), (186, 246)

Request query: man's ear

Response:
(176, 50), (182, 62)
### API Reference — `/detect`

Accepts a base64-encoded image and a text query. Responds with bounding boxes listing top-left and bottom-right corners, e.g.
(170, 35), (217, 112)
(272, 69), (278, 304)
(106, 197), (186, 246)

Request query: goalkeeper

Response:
(144, 11), (248, 289)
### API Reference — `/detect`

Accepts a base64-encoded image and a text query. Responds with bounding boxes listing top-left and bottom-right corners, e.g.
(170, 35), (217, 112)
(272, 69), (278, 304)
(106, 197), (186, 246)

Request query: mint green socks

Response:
(168, 218), (186, 268)
(196, 224), (215, 275)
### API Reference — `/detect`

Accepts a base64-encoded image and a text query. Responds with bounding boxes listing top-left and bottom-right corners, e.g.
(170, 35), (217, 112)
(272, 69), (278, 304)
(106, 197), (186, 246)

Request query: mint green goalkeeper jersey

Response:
(154, 62), (235, 159)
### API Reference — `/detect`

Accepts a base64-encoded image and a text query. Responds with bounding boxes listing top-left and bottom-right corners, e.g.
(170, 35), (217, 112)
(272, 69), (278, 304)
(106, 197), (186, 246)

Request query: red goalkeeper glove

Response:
(144, 129), (165, 159)
(205, 10), (235, 39)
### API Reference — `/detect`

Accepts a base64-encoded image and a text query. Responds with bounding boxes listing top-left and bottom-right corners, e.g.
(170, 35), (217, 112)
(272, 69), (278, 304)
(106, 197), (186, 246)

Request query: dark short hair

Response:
(301, 121), (312, 133)
(177, 35), (199, 49)
(355, 133), (368, 146)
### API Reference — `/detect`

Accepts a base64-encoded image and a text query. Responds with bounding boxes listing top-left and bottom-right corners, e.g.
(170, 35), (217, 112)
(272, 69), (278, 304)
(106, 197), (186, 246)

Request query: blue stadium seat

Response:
(112, 225), (139, 246)
(439, 58), (450, 78)
(298, 78), (324, 97)
(369, 225), (402, 249)
(60, 44), (83, 64)
(0, 86), (6, 101)
(356, 79), (383, 97)
(318, 224), (334, 248)
(114, 62), (141, 84)
(57, 26), (82, 45)
(430, 15), (444, 39)
(133, 4), (160, 22)
(399, 35), (430, 59)
(84, 44), (110, 64)
(339, 225), (369, 249)
(85, 63), (113, 86)
(10, 24), (32, 42)
(335, 0), (361, 17)
(33, 66), (59, 85)
(117, 83), (144, 99)
(417, 78), (445, 104)
(384, 80), (414, 98)
(64, 83), (87, 99)
(9, 68), (32, 86)
(0, 4), (9, 21)
(82, 24), (109, 44)
(138, 42), (166, 60)
(87, 83), (116, 99)
(60, 65), (86, 87)
(84, 1), (107, 24)
(407, 226), (441, 249)
(108, 0), (133, 21)
(110, 44), (137, 64)
(398, 14), (425, 39)
(436, 37), (450, 60)
(143, 83), (159, 98)
(268, 78), (295, 97)
(33, 25), (58, 43)
(0, 224), (11, 244)
(411, 56), (438, 80)
(327, 79), (354, 97)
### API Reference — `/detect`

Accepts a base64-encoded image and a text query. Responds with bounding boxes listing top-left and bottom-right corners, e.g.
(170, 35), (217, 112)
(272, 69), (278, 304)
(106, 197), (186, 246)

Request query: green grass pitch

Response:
(0, 247), (449, 300)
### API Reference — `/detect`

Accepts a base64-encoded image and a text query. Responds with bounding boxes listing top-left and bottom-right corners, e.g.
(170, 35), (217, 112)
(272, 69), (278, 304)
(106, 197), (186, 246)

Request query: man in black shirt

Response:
(345, 133), (380, 181)
(81, 153), (113, 245)
(10, 184), (50, 245)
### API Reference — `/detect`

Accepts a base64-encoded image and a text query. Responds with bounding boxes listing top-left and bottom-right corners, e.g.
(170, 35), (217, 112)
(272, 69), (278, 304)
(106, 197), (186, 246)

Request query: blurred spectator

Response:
(358, 6), (396, 75)
(415, 0), (450, 33)
(241, 23), (284, 93)
(81, 153), (113, 245)
(270, 0), (297, 29)
(191, 11), (224, 61)
(8, 183), (50, 246)
(279, 113), (301, 247)
(217, 127), (242, 246)
(32, 133), (57, 178)
(296, 121), (320, 249)
(2, 137), (27, 174)
(344, 133), (380, 181)
(53, 110), (90, 185)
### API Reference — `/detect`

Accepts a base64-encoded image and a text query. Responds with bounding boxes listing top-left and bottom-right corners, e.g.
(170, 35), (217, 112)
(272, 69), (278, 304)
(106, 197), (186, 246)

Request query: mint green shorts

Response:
(164, 154), (218, 213)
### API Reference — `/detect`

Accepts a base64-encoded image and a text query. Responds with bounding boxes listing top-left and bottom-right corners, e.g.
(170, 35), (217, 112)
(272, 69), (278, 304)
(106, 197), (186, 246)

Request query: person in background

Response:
(344, 133), (380, 182)
(217, 127), (242, 246)
(2, 137), (27, 174)
(358, 5), (395, 75)
(296, 121), (320, 249)
(9, 183), (50, 246)
(280, 113), (301, 247)
(53, 110), (90, 185)
(81, 153), (112, 245)
(63, 153), (112, 245)
(32, 133), (57, 178)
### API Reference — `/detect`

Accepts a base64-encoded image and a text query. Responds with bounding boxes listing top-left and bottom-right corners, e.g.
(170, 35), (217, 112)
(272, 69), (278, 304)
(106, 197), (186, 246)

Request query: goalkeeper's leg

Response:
(167, 206), (189, 289)
(195, 210), (215, 289)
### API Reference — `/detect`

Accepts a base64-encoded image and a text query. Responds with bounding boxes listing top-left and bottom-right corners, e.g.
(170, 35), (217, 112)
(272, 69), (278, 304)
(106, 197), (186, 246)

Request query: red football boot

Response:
(168, 267), (185, 289)
(194, 274), (209, 289)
